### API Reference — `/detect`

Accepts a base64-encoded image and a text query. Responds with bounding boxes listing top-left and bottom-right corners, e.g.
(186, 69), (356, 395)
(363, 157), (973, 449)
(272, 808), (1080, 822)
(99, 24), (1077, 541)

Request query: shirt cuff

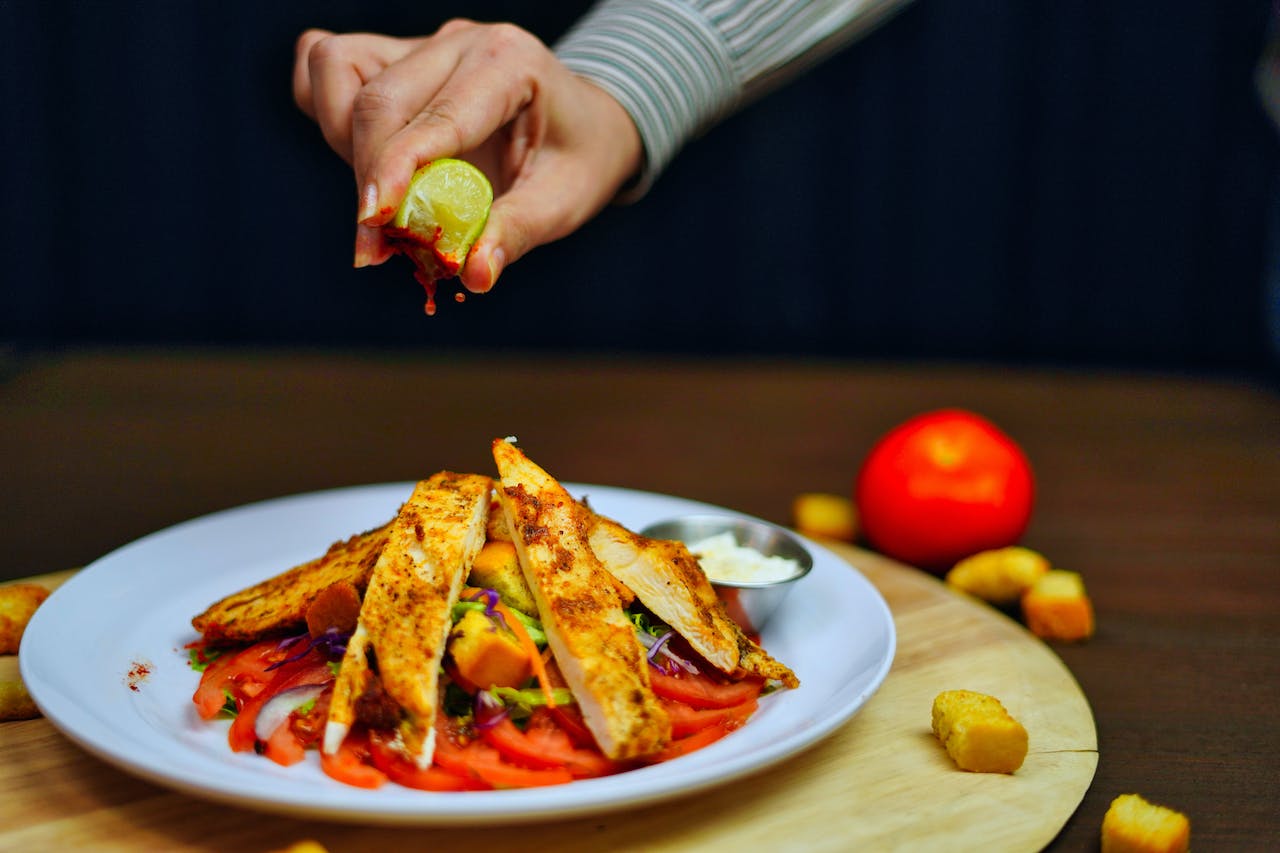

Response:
(555, 0), (740, 199)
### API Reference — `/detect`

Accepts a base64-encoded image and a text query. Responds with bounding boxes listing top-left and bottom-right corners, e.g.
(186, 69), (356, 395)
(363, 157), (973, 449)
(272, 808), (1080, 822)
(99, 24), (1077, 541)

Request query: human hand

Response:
(292, 20), (642, 293)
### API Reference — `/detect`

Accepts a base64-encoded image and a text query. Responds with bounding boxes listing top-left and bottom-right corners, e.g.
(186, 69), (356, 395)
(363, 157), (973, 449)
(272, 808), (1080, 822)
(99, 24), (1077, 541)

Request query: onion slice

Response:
(253, 684), (327, 742)
(636, 628), (699, 675)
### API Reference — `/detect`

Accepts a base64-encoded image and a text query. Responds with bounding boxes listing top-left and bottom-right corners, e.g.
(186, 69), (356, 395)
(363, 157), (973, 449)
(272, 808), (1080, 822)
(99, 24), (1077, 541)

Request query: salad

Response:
(186, 440), (796, 792)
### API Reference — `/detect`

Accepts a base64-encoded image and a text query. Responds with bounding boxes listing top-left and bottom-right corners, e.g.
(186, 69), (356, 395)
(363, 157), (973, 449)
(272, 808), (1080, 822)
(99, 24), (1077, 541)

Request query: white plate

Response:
(21, 482), (895, 826)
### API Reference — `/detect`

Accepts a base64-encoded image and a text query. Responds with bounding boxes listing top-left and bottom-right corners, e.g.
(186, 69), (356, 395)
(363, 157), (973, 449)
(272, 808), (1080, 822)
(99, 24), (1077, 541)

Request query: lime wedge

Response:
(391, 158), (493, 276)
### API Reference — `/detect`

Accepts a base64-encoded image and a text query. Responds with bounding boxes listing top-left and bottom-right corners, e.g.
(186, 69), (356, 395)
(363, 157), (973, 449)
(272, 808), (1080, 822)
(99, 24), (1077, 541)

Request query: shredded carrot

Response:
(493, 601), (557, 708)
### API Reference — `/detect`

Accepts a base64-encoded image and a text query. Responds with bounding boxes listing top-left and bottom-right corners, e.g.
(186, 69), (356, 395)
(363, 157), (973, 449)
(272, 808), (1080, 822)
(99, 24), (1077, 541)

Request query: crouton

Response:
(485, 495), (513, 542)
(467, 541), (538, 615)
(931, 689), (1028, 773)
(1022, 569), (1095, 642)
(448, 608), (533, 690)
(791, 492), (858, 542)
(946, 546), (1049, 605)
(1101, 793), (1190, 853)
(269, 843), (330, 853)
(0, 677), (39, 721)
(0, 583), (51, 655)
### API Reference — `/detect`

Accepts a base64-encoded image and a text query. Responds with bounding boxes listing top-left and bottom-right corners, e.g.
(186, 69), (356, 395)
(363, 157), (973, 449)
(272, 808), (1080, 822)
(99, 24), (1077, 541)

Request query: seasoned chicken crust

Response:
(493, 438), (671, 760)
(191, 524), (389, 642)
(324, 471), (491, 766)
(589, 513), (798, 689)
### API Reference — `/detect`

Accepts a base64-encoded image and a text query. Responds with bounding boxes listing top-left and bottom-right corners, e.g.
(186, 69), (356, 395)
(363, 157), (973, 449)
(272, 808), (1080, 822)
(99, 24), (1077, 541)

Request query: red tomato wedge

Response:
(320, 730), (388, 789)
(648, 724), (731, 763)
(368, 730), (484, 791)
(191, 639), (279, 720)
(480, 709), (621, 778)
(433, 723), (574, 789)
(262, 721), (307, 766)
(662, 695), (758, 738)
(547, 703), (597, 748)
(648, 668), (764, 709)
(227, 651), (334, 753)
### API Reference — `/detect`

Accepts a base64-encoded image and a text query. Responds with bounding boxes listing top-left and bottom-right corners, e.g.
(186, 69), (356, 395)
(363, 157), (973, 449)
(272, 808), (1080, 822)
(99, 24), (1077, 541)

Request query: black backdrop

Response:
(3, 1), (1276, 371)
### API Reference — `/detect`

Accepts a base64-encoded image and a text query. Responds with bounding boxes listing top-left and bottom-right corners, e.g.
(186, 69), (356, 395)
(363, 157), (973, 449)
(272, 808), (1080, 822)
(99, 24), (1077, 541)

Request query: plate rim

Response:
(21, 481), (896, 826)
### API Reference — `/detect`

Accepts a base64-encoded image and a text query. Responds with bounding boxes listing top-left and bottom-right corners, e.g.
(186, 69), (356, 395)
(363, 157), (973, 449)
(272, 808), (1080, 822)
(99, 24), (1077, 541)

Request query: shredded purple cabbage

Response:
(266, 627), (349, 671)
(472, 690), (509, 730)
(638, 629), (699, 675)
(646, 631), (674, 667)
(463, 588), (508, 632)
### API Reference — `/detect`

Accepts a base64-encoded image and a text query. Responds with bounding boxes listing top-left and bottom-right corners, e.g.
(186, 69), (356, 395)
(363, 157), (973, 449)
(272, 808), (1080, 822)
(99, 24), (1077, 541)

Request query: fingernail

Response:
(486, 247), (505, 290)
(357, 183), (378, 223)
(353, 224), (373, 268)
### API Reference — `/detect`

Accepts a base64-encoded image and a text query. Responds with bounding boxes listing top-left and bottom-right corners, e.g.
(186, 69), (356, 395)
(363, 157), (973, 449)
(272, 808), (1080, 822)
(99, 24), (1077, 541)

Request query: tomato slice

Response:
(467, 742), (575, 789)
(648, 724), (730, 763)
(662, 695), (758, 737)
(648, 668), (763, 709)
(547, 703), (596, 748)
(480, 709), (621, 778)
(480, 716), (563, 769)
(433, 721), (573, 789)
(320, 730), (388, 789)
(227, 651), (334, 753)
(367, 730), (484, 791)
(191, 639), (280, 720)
(262, 720), (306, 766)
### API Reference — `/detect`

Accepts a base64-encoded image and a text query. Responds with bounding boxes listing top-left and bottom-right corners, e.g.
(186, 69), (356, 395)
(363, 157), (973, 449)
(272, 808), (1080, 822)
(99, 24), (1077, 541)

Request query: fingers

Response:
(459, 154), (593, 294)
(458, 81), (641, 294)
(294, 21), (642, 289)
(355, 23), (546, 226)
(293, 30), (423, 167)
(353, 222), (396, 269)
(291, 29), (331, 121)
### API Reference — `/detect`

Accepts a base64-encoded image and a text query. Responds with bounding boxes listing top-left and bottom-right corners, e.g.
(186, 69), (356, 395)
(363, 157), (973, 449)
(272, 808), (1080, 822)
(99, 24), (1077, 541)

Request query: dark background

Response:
(3, 1), (1277, 373)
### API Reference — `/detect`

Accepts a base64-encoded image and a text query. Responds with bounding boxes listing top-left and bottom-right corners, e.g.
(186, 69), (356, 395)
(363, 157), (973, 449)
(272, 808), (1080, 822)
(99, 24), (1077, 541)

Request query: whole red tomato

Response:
(854, 409), (1035, 573)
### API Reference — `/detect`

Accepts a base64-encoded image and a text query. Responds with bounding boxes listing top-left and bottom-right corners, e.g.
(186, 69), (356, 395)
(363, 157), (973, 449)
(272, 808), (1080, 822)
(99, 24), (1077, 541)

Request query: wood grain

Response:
(2, 349), (1275, 848)
(0, 548), (1094, 852)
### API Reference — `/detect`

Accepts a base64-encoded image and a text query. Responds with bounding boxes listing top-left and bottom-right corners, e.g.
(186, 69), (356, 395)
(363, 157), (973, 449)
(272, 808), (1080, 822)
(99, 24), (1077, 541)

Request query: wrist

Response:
(577, 77), (644, 202)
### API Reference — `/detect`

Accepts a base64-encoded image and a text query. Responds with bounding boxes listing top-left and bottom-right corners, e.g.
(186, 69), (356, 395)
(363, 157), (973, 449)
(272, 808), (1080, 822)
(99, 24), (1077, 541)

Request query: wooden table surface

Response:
(2, 347), (1278, 850)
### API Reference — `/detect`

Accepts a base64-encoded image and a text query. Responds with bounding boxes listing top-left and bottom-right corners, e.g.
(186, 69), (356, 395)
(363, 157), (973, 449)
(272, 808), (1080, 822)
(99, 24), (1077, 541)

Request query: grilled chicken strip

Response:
(324, 472), (491, 767)
(492, 438), (671, 760)
(589, 514), (799, 689)
(588, 515), (741, 673)
(192, 523), (389, 642)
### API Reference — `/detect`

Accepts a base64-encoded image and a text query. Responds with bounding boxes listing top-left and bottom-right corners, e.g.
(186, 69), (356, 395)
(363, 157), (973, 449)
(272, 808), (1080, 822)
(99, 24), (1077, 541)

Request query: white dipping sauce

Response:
(688, 532), (802, 584)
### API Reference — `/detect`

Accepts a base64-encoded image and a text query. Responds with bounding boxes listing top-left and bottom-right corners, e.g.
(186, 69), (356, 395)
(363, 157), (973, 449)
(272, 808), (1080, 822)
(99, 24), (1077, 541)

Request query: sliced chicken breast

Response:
(324, 471), (491, 767)
(492, 438), (670, 760)
(589, 513), (799, 689)
(192, 523), (389, 643)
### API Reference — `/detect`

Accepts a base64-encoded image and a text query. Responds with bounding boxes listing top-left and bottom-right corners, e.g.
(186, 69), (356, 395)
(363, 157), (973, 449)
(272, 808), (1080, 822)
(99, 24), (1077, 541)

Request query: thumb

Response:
(458, 160), (605, 294)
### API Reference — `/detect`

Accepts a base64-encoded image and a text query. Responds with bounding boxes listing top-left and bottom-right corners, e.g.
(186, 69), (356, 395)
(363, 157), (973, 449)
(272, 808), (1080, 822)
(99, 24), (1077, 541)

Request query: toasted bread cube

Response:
(792, 492), (858, 542)
(931, 689), (1028, 773)
(0, 583), (51, 655)
(448, 608), (532, 690)
(0, 679), (40, 721)
(1101, 793), (1190, 853)
(1022, 569), (1095, 641)
(946, 546), (1049, 605)
(270, 842), (330, 853)
(467, 540), (538, 615)
(485, 496), (513, 542)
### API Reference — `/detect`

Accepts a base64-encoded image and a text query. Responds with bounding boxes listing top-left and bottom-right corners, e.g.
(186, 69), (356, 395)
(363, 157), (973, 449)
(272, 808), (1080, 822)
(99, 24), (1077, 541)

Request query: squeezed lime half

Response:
(384, 158), (494, 315)
(392, 158), (493, 274)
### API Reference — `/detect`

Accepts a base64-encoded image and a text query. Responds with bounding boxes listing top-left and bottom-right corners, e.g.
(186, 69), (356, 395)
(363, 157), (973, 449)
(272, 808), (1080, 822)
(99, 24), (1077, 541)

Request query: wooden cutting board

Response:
(0, 547), (1096, 852)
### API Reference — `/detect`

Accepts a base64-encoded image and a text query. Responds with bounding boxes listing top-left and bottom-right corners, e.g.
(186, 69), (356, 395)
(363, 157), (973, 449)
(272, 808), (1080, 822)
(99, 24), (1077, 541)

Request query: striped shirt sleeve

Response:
(555, 0), (914, 197)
